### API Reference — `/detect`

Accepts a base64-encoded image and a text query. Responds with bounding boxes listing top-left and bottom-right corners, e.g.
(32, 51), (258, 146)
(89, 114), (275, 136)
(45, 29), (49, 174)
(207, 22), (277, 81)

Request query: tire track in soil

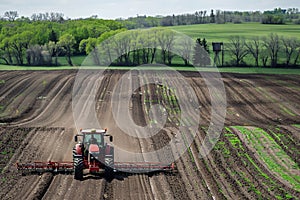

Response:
(93, 70), (120, 200)
(241, 77), (300, 120)
(0, 71), (75, 124)
(1, 127), (63, 200)
(13, 72), (75, 127)
(131, 71), (171, 200)
(68, 70), (142, 200)
(3, 124), (104, 199)
(247, 74), (300, 105)
(223, 74), (300, 125)
(189, 77), (212, 126)
(0, 73), (39, 122)
(0, 72), (32, 99)
(187, 77), (251, 199)
(140, 71), (213, 200)
(42, 174), (106, 200)
(222, 75), (282, 126)
(137, 71), (198, 200)
(166, 75), (214, 200)
(100, 70), (156, 200)
(40, 72), (112, 200)
(0, 70), (104, 200)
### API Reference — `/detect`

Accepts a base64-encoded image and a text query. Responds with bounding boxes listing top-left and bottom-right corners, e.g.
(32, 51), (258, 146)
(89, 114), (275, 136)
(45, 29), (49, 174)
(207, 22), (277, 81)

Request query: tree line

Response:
(81, 31), (300, 68)
(0, 10), (300, 67)
(226, 34), (300, 67)
(0, 16), (124, 66)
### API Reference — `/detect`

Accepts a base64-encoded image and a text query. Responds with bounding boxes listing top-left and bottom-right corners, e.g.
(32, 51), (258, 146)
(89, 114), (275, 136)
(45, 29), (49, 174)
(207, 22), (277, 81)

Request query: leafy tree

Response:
(58, 34), (76, 66)
(10, 31), (33, 65)
(32, 23), (53, 45)
(262, 8), (286, 24)
(262, 14), (285, 24)
(79, 37), (99, 65)
(97, 29), (126, 65)
(87, 25), (109, 38)
(0, 36), (13, 65)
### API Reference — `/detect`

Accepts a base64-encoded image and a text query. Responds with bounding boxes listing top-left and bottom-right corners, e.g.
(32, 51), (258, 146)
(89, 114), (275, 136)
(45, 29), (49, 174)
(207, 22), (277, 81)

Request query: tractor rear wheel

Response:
(74, 157), (83, 180)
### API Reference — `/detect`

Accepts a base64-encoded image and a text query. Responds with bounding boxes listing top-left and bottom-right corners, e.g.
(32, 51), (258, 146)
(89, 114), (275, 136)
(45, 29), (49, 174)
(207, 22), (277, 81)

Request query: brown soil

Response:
(0, 70), (299, 199)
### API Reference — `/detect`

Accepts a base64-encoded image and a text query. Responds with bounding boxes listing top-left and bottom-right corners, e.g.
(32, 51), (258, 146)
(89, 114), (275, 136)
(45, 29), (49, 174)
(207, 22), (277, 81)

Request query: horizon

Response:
(1, 0), (299, 20)
(1, 7), (300, 20)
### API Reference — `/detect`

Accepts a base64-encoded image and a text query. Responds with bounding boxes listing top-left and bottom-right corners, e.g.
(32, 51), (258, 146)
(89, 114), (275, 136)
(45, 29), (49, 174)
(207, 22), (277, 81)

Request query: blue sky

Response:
(1, 0), (299, 19)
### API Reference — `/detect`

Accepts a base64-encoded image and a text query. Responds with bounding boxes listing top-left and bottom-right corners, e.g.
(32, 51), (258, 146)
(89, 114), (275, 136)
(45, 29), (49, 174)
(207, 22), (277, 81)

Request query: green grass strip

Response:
(1, 64), (300, 75)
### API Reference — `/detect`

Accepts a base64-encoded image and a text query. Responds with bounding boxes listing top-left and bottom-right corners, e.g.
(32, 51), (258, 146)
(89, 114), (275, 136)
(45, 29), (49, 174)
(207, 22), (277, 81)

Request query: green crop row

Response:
(234, 126), (300, 192)
(223, 127), (299, 199)
(215, 128), (264, 197)
(293, 124), (300, 129)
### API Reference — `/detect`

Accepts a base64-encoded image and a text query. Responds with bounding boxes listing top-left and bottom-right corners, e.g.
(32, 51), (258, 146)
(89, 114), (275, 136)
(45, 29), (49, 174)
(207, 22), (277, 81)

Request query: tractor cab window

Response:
(84, 134), (102, 146)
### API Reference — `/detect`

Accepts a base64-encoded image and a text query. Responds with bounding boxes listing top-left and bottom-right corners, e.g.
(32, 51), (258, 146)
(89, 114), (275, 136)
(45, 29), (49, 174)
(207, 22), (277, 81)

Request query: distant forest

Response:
(0, 8), (300, 67)
(117, 8), (300, 29)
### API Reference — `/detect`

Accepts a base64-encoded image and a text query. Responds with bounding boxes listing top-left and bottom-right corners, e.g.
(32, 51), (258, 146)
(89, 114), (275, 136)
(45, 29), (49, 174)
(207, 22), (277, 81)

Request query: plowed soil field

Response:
(0, 70), (299, 200)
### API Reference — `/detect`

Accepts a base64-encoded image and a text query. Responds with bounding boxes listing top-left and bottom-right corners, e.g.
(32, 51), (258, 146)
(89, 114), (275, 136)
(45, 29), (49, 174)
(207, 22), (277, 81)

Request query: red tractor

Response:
(73, 128), (114, 180)
(17, 128), (175, 179)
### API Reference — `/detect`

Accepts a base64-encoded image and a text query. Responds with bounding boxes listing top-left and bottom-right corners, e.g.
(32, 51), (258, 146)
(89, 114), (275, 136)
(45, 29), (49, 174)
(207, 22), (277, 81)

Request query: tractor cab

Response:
(75, 128), (112, 146)
(74, 128), (113, 160)
(83, 132), (103, 148)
